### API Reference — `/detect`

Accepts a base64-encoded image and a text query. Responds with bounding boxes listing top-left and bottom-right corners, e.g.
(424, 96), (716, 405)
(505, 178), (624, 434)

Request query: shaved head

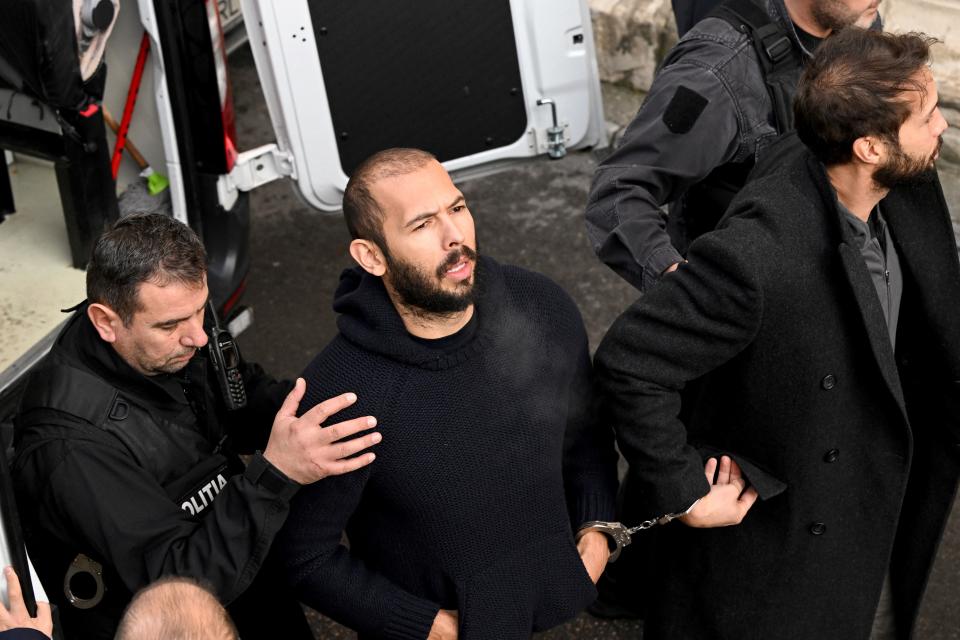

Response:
(342, 147), (437, 252)
(115, 577), (237, 640)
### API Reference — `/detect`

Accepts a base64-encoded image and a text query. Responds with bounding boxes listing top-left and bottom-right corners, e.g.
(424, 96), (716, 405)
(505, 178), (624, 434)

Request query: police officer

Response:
(12, 213), (382, 639)
(585, 0), (881, 292)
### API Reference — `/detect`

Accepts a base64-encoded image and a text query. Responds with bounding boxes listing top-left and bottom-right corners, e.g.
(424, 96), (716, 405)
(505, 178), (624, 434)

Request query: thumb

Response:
(277, 378), (306, 418)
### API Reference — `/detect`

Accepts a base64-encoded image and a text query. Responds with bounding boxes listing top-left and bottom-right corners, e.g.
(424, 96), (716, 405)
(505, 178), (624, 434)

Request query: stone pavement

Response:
(230, 47), (960, 639)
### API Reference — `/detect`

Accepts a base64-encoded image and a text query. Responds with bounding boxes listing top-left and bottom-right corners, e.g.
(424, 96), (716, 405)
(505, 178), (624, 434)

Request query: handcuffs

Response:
(64, 553), (105, 609)
(577, 499), (701, 562)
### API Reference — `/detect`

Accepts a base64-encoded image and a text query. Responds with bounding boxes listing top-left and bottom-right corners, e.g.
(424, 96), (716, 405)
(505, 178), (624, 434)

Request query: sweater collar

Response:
(333, 255), (504, 371)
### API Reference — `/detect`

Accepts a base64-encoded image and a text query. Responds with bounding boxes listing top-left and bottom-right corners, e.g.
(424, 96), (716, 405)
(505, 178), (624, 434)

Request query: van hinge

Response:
(216, 143), (295, 210)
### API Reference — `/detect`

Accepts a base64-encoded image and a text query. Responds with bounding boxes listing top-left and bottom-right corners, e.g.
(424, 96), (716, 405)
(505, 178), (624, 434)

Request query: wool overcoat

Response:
(594, 150), (960, 639)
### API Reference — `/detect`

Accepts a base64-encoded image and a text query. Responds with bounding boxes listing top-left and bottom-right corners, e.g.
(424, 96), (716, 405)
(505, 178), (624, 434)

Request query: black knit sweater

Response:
(279, 256), (618, 640)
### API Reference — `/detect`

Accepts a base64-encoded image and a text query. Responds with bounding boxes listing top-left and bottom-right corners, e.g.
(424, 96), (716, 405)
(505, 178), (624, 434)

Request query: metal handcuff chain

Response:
(579, 502), (699, 562)
(578, 518), (671, 562)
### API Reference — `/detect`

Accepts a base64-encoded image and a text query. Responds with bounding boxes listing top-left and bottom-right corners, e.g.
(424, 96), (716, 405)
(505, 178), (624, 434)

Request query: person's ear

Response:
(87, 303), (123, 343)
(851, 136), (884, 167)
(349, 239), (387, 276)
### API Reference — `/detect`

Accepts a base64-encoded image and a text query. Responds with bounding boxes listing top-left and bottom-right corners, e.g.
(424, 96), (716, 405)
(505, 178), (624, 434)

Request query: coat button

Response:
(809, 522), (827, 536)
(823, 449), (840, 463)
(821, 374), (837, 390)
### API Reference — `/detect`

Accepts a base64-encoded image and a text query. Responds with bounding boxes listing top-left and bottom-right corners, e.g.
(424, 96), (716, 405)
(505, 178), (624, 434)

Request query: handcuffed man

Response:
(594, 28), (959, 639)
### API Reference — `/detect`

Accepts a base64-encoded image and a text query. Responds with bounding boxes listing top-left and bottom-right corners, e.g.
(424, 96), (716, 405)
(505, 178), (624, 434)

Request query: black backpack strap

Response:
(18, 365), (127, 429)
(15, 364), (138, 464)
(709, 0), (801, 132)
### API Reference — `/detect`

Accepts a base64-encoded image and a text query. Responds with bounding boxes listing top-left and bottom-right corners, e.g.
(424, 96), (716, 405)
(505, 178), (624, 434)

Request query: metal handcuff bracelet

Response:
(577, 499), (701, 562)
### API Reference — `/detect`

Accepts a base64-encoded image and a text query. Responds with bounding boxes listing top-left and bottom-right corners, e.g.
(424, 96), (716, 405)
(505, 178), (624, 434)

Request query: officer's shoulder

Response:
(662, 16), (752, 70)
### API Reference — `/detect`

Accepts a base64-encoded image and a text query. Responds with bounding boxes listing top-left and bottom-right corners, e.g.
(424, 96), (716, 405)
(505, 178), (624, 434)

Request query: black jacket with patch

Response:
(586, 0), (879, 292)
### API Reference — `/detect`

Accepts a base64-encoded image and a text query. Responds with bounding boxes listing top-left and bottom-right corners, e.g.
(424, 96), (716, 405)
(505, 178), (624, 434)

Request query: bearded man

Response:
(585, 0), (886, 620)
(278, 148), (619, 640)
(594, 28), (959, 639)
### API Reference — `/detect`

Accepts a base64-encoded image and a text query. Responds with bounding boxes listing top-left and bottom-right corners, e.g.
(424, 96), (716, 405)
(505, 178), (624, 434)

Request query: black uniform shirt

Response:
(13, 308), (298, 639)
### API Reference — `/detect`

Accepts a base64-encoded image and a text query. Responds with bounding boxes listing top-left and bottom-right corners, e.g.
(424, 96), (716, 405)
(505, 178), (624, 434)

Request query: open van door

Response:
(229, 0), (606, 211)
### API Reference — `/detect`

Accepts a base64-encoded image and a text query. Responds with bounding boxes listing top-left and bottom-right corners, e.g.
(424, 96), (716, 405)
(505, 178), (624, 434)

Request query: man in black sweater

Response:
(280, 149), (619, 639)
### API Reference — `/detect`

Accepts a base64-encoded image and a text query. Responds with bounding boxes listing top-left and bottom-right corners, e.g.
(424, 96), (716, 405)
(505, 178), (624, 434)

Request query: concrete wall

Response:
(882, 0), (960, 161)
(589, 0), (677, 93)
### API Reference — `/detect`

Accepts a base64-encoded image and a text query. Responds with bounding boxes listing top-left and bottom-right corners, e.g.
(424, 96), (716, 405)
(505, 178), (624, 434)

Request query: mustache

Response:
(436, 245), (478, 278)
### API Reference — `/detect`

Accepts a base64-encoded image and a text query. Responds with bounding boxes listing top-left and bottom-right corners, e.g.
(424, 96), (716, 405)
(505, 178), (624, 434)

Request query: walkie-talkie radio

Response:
(206, 302), (247, 410)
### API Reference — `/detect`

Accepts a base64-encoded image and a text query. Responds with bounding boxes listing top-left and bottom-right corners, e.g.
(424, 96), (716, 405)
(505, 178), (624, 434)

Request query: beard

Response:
(872, 136), (942, 190)
(811, 0), (877, 32)
(384, 244), (480, 317)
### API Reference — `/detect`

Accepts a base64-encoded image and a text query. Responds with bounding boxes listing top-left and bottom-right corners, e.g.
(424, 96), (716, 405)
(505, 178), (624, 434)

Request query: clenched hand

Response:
(428, 609), (458, 640)
(679, 456), (758, 528)
(577, 530), (610, 583)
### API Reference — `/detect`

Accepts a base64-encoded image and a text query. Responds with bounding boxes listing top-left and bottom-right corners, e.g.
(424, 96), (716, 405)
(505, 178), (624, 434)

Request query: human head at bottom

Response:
(342, 148), (480, 319)
(114, 576), (237, 640)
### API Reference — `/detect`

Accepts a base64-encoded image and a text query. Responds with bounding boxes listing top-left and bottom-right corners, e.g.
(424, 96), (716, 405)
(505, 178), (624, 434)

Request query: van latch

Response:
(536, 98), (567, 159)
(217, 143), (295, 210)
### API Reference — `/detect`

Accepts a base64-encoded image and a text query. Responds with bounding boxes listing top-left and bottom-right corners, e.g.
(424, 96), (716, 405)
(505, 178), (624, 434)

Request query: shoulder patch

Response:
(662, 85), (709, 134)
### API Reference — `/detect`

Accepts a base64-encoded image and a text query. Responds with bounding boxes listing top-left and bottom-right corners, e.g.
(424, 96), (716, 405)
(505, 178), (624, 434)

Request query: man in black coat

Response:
(13, 214), (382, 638)
(594, 28), (960, 639)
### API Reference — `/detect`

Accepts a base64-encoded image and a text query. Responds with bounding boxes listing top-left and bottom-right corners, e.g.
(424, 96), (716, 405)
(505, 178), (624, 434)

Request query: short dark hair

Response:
(342, 148), (437, 250)
(794, 29), (937, 166)
(87, 213), (207, 324)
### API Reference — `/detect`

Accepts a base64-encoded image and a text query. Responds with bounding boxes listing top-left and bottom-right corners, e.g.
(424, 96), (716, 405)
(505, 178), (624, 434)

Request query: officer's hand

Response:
(263, 378), (381, 485)
(0, 567), (53, 638)
(679, 456), (757, 528)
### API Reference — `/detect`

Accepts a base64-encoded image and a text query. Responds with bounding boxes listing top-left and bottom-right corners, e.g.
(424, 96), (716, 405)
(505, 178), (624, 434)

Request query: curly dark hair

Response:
(794, 28), (938, 166)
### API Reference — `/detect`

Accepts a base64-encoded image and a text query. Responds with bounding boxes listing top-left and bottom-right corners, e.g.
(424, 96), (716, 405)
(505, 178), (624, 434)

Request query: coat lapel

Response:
(881, 175), (960, 380)
(836, 242), (907, 413)
(806, 156), (909, 417)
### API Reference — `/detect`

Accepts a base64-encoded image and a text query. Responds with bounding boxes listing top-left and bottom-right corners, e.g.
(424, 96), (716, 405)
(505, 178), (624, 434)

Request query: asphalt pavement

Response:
(228, 44), (960, 639)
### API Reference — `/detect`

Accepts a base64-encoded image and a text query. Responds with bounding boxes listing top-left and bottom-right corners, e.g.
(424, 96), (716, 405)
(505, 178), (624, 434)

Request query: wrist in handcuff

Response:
(658, 496), (702, 525)
(576, 497), (703, 562)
